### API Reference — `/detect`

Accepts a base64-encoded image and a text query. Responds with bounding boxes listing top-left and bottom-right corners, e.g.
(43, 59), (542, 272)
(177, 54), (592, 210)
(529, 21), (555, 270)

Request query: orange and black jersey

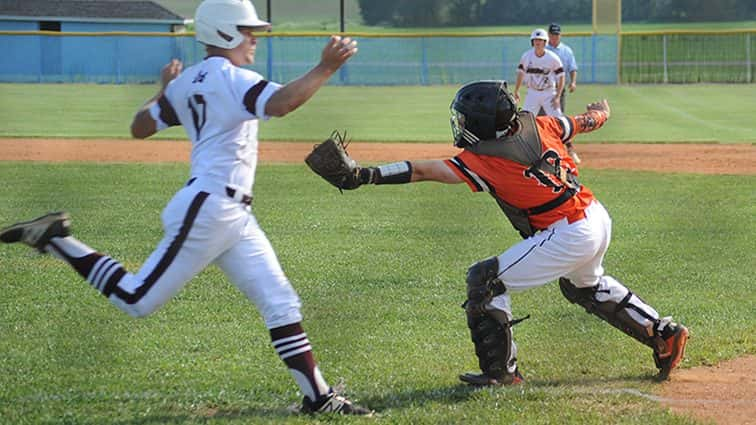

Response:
(445, 110), (608, 230)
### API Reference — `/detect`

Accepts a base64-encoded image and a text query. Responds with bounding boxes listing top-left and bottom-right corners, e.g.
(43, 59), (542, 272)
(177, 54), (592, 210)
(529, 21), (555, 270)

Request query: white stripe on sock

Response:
(97, 261), (122, 291)
(279, 345), (312, 360)
(272, 333), (307, 347)
(91, 258), (115, 289)
(87, 256), (110, 283)
(275, 338), (311, 354)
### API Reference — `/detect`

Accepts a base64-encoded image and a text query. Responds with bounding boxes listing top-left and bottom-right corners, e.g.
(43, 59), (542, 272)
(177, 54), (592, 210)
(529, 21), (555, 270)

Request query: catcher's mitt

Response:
(305, 130), (362, 191)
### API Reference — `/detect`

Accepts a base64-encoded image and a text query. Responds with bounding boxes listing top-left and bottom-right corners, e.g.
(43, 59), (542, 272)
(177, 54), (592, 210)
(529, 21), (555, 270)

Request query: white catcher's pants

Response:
(489, 201), (660, 324)
(109, 180), (303, 328)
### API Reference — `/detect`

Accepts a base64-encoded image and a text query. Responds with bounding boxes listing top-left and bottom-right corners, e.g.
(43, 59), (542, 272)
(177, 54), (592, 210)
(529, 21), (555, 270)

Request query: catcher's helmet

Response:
(195, 0), (270, 49)
(450, 80), (518, 147)
(530, 28), (548, 45)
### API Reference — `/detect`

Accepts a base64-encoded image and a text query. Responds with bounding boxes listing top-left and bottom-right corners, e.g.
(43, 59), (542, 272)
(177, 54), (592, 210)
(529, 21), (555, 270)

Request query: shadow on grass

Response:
(9, 374), (662, 423)
(105, 407), (294, 425)
(359, 372), (660, 412)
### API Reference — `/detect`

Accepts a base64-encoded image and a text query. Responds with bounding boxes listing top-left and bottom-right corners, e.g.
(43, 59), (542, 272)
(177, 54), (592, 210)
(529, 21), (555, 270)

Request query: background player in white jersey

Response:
(513, 28), (565, 117)
(0, 0), (371, 416)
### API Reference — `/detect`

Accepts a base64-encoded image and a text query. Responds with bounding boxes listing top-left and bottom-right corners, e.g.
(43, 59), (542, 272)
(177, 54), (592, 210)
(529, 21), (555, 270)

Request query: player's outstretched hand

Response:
(321, 36), (358, 72)
(161, 59), (182, 89)
(586, 99), (610, 119)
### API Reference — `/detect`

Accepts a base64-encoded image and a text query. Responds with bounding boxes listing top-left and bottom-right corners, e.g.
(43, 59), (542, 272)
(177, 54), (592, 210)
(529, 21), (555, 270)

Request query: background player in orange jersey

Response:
(318, 80), (689, 386)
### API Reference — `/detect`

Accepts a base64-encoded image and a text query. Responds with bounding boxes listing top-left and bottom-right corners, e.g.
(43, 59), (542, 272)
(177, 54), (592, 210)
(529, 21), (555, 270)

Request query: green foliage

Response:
(156, 0), (754, 29)
(0, 162), (753, 423)
(624, 0), (756, 22)
(359, 0), (753, 27)
(1, 83), (755, 143)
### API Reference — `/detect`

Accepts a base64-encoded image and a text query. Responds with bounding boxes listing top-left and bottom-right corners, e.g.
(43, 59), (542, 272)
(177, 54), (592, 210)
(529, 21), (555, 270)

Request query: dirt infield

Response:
(660, 355), (756, 425)
(1, 138), (754, 175)
(1, 137), (754, 424)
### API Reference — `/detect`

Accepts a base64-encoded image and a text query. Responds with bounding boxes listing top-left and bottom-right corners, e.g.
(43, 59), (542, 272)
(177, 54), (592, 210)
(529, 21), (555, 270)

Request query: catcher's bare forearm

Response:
(306, 133), (461, 191)
(361, 160), (461, 185)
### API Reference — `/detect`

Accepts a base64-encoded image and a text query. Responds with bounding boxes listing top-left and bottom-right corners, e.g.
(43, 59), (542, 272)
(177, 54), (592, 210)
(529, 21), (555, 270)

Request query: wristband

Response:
(362, 161), (413, 185)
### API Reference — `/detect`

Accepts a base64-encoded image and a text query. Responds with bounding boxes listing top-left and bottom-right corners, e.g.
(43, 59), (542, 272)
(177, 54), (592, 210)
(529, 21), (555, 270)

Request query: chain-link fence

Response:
(0, 30), (752, 84)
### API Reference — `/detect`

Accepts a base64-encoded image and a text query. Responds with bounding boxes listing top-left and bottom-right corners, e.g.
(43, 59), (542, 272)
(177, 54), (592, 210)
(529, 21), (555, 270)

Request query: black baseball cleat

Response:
(459, 368), (525, 386)
(301, 390), (373, 416)
(0, 212), (71, 253)
(653, 323), (689, 381)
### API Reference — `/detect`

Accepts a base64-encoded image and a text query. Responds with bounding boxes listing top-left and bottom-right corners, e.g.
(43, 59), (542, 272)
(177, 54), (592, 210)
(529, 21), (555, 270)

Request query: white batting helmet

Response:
(195, 0), (270, 49)
(530, 28), (548, 42)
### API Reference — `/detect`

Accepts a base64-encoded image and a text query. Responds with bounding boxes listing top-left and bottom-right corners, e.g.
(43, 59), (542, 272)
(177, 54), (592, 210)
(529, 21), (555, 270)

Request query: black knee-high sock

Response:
(270, 322), (331, 401)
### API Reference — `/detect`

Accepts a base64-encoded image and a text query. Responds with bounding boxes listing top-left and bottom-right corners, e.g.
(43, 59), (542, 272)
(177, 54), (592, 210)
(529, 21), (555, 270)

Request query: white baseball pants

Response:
(108, 182), (303, 328)
(522, 88), (563, 117)
(488, 201), (660, 325)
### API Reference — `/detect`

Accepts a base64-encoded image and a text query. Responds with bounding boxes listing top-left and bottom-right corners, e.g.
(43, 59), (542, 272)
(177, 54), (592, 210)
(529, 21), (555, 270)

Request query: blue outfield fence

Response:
(0, 32), (620, 85)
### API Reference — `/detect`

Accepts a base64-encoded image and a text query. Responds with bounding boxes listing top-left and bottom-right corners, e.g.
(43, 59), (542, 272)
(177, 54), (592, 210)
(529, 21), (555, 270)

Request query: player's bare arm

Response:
(569, 70), (577, 92)
(514, 70), (524, 103)
(352, 159), (462, 186)
(305, 133), (462, 191)
(265, 36), (357, 117)
(130, 59), (182, 139)
(409, 160), (463, 183)
(355, 159), (463, 186)
(553, 73), (565, 109)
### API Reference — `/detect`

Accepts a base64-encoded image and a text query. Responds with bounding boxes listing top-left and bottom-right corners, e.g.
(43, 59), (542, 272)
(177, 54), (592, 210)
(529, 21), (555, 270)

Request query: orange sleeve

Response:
(444, 152), (489, 193)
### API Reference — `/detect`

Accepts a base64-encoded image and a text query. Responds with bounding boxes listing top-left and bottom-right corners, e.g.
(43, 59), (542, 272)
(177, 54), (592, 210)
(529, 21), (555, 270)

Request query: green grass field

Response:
(1, 83), (755, 143)
(0, 162), (753, 423)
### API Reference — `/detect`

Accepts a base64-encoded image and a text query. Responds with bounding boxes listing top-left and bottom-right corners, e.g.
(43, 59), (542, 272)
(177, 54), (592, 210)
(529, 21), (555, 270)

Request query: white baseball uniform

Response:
(108, 56), (301, 328)
(49, 56), (303, 329)
(518, 49), (565, 117)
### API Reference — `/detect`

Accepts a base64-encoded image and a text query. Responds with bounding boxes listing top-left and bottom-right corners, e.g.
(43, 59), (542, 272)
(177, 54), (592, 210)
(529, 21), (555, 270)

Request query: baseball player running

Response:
(514, 28), (565, 117)
(0, 0), (371, 416)
(308, 81), (688, 386)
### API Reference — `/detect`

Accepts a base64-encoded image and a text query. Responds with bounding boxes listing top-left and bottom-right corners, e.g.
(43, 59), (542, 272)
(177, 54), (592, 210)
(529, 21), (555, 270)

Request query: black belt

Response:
(225, 187), (253, 206)
(186, 178), (252, 206)
(526, 187), (577, 215)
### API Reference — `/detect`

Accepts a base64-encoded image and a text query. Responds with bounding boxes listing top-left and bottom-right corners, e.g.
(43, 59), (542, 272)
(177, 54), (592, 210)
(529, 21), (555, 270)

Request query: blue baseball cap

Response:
(548, 23), (561, 34)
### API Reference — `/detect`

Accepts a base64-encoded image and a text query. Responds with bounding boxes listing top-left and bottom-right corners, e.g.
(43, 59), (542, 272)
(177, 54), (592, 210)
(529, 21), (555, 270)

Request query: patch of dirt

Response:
(661, 355), (756, 425)
(0, 138), (754, 175)
(1, 137), (754, 425)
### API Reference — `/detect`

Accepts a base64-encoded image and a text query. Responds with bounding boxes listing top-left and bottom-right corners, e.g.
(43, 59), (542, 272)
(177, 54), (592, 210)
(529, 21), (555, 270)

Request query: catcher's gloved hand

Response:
(305, 131), (371, 191)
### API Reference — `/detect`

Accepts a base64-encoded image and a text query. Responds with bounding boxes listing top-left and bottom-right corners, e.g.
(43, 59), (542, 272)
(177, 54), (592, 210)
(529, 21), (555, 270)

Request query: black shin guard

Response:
(559, 277), (664, 352)
(464, 256), (505, 314)
(466, 309), (515, 379)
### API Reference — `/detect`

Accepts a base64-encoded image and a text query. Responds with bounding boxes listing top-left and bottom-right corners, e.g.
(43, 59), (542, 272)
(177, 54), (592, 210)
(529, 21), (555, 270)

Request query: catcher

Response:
(306, 80), (688, 385)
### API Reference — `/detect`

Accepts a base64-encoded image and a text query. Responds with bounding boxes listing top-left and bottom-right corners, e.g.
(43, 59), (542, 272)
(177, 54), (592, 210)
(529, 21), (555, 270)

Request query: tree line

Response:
(357, 0), (755, 27)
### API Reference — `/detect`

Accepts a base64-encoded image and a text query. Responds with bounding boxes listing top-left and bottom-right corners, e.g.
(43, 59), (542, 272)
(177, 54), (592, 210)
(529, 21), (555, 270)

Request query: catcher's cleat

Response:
(653, 323), (689, 381)
(459, 368), (524, 387)
(301, 390), (373, 416)
(0, 212), (71, 253)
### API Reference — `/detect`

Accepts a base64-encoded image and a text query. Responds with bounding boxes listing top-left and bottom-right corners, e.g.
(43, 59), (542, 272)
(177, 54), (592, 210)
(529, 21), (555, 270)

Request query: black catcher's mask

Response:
(450, 80), (518, 147)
